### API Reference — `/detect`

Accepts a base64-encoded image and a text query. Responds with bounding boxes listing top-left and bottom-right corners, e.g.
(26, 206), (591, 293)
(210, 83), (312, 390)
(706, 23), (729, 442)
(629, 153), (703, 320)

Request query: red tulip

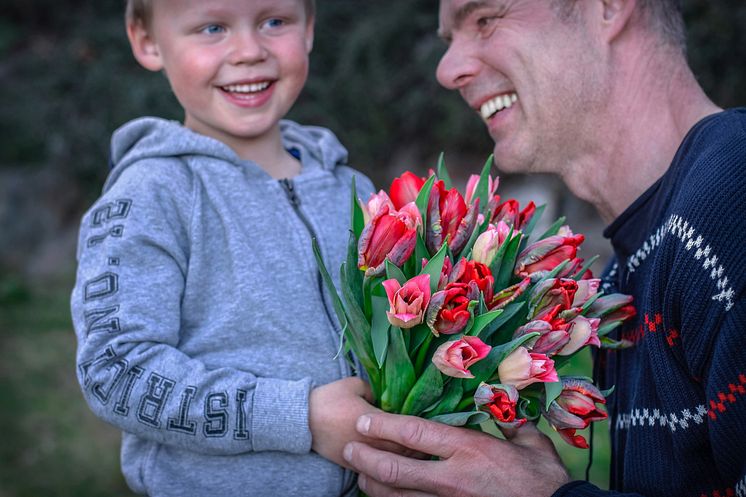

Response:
(425, 282), (477, 336)
(491, 199), (536, 230)
(543, 377), (607, 448)
(358, 203), (421, 277)
(515, 233), (585, 278)
(447, 258), (494, 304)
(474, 383), (527, 429)
(389, 171), (426, 210)
(426, 180), (479, 256)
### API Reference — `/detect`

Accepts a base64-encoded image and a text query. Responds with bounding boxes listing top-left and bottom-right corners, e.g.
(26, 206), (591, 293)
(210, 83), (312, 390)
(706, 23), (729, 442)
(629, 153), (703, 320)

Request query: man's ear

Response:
(126, 20), (163, 72)
(597, 0), (637, 43)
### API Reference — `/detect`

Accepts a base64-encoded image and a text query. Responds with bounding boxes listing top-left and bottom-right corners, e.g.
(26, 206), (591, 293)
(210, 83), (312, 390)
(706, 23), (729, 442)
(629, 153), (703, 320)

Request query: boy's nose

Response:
(228, 30), (268, 65)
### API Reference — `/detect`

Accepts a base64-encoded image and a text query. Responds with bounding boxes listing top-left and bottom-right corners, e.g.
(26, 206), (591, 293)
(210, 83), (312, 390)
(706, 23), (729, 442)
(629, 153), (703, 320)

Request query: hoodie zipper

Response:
(279, 178), (354, 373)
(280, 177), (358, 495)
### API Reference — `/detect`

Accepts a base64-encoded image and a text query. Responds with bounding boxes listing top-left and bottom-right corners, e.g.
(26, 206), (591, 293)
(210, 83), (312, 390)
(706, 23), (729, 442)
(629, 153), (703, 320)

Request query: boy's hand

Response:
(309, 377), (414, 468)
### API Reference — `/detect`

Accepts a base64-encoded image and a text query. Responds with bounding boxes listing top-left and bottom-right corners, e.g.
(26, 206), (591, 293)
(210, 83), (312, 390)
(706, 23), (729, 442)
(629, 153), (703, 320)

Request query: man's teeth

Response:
(223, 82), (271, 93)
(480, 93), (518, 120)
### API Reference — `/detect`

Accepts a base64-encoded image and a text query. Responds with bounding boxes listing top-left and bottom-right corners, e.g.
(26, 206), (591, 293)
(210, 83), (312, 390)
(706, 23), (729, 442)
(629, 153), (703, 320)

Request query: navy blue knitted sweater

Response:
(553, 108), (746, 497)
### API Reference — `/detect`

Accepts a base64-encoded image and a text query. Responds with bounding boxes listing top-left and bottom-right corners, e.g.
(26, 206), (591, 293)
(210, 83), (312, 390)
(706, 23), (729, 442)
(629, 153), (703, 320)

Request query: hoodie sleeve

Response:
(71, 160), (312, 456)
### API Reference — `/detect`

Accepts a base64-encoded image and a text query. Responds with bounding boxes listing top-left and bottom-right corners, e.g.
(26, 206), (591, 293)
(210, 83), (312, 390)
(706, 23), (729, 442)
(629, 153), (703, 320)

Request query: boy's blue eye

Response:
(264, 18), (285, 29)
(202, 24), (225, 35)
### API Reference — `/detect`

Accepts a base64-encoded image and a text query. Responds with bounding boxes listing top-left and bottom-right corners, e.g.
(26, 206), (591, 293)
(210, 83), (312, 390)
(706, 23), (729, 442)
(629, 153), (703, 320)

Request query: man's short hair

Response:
(126, 0), (317, 27)
(552, 0), (686, 53)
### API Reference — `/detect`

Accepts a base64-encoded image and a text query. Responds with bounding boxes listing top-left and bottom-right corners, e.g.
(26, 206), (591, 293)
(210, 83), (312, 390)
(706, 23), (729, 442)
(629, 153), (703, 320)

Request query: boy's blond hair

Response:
(126, 0), (316, 27)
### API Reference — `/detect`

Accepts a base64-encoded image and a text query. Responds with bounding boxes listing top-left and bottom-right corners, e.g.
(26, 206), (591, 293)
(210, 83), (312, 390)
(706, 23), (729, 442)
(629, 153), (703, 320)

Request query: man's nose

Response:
(436, 41), (478, 90)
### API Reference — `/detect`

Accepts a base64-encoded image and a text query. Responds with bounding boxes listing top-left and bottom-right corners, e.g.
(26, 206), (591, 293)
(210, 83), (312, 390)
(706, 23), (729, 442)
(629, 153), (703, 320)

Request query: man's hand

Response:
(343, 411), (571, 497)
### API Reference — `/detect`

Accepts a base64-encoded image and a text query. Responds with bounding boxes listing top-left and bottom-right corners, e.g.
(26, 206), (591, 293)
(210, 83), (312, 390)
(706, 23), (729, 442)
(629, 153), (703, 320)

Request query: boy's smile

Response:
(129, 0), (314, 158)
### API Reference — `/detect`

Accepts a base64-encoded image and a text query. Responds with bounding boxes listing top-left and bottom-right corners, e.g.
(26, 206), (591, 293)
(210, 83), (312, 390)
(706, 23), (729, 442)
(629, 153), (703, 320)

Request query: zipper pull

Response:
(280, 178), (300, 207)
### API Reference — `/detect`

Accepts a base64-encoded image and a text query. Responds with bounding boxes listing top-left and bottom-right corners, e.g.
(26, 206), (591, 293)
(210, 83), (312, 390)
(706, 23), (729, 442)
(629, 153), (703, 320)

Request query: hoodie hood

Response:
(107, 117), (349, 189)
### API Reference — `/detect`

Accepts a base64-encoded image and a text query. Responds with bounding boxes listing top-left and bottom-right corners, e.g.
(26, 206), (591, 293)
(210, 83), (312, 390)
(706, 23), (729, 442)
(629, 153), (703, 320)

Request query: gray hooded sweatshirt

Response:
(71, 117), (375, 496)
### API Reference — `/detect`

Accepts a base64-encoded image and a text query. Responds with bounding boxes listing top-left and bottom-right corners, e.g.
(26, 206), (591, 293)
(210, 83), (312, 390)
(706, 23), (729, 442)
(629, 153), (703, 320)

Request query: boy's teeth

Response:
(480, 92), (518, 120)
(223, 82), (271, 93)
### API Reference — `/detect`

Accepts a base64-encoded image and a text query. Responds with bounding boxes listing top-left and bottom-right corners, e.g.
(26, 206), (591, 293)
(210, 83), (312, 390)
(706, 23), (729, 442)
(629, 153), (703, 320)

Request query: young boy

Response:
(70, 0), (379, 495)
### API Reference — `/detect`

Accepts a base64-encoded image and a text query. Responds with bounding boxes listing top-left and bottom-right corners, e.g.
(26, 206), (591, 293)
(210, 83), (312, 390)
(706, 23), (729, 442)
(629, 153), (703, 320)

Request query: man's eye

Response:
(202, 24), (225, 35)
(477, 16), (497, 29)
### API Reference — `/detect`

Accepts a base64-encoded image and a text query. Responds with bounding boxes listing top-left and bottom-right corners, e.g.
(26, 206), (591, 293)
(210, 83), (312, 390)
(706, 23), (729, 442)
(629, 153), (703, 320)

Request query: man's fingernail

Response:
(357, 415), (371, 434)
(343, 443), (354, 462)
(358, 473), (367, 490)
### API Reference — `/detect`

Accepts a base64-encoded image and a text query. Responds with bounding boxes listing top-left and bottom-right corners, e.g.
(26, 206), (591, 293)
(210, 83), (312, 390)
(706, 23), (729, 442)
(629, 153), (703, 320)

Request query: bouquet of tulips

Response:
(313, 155), (635, 448)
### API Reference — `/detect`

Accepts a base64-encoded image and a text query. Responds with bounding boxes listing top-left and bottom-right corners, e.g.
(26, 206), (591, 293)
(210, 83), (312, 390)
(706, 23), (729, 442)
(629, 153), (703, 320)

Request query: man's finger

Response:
(357, 473), (437, 497)
(501, 421), (556, 451)
(356, 412), (478, 458)
(343, 441), (440, 493)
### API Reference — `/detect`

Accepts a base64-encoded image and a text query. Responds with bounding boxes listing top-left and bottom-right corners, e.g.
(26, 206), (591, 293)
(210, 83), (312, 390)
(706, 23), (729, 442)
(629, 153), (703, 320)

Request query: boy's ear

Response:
(126, 20), (164, 72)
(304, 15), (315, 53)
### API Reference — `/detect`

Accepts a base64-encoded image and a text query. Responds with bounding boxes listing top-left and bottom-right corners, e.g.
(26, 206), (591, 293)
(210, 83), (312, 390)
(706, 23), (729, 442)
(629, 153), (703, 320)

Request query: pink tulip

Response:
(555, 316), (601, 356)
(497, 347), (558, 390)
(389, 171), (426, 210)
(471, 221), (514, 266)
(464, 173), (498, 205)
(515, 233), (585, 278)
(432, 336), (491, 379)
(571, 279), (601, 307)
(513, 320), (571, 356)
(361, 190), (395, 225)
(474, 382), (527, 429)
(543, 377), (607, 449)
(358, 202), (421, 277)
(382, 274), (431, 329)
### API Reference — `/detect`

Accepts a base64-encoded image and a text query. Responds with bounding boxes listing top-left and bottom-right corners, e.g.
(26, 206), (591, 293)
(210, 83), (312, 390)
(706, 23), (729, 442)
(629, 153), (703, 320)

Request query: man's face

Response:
(436, 0), (607, 175)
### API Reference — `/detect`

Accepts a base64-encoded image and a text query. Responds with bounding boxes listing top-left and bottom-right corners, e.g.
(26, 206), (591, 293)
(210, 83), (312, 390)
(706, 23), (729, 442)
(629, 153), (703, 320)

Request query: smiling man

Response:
(342, 0), (746, 496)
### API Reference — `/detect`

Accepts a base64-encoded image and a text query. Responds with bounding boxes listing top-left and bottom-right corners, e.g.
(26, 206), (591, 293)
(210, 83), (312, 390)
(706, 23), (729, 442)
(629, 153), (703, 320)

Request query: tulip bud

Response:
(471, 221), (513, 267)
(358, 203), (421, 277)
(382, 274), (431, 329)
(498, 347), (559, 390)
(474, 382), (527, 428)
(432, 336), (491, 379)
(389, 171), (426, 210)
(543, 377), (607, 449)
(555, 316), (601, 356)
(489, 277), (531, 310)
(513, 320), (571, 356)
(426, 181), (480, 256)
(515, 234), (585, 278)
(425, 282), (476, 336)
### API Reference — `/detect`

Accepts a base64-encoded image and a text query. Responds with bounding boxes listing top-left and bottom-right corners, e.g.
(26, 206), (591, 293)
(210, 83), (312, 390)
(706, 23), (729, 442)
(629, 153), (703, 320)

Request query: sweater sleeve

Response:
(71, 161), (312, 456)
(552, 481), (644, 497)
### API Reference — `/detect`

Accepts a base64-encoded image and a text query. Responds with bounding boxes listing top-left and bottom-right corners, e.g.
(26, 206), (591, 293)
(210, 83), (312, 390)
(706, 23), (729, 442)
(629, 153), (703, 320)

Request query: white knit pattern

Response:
(736, 474), (746, 497)
(626, 214), (735, 311)
(614, 405), (708, 433)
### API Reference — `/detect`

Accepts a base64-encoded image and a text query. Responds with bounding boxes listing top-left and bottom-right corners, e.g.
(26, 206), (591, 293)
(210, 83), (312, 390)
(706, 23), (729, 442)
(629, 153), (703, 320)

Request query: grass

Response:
(0, 275), (609, 496)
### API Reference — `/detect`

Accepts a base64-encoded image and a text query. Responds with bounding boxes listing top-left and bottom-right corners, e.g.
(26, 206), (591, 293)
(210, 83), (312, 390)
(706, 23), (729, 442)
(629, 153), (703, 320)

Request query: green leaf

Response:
(544, 381), (564, 411)
(538, 216), (567, 240)
(345, 231), (363, 310)
(467, 308), (504, 337)
(494, 234), (523, 290)
(436, 152), (452, 189)
(313, 238), (349, 335)
(415, 174), (437, 230)
(429, 411), (490, 427)
(371, 296), (391, 368)
(413, 233), (430, 274)
(385, 259), (407, 285)
(598, 321), (622, 337)
(600, 385), (616, 397)
(400, 364), (444, 416)
(425, 380), (464, 418)
(474, 154), (494, 219)
(420, 241), (449, 294)
(478, 301), (526, 342)
(351, 175), (366, 239)
(409, 323), (432, 356)
(380, 326), (416, 413)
